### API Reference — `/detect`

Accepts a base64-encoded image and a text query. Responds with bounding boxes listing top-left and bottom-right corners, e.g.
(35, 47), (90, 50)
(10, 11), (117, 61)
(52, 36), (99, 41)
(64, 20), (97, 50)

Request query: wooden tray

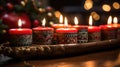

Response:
(0, 39), (120, 59)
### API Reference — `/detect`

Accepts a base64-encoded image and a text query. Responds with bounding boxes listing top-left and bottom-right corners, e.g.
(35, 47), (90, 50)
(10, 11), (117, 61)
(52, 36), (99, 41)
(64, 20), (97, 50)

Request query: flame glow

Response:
(64, 17), (68, 27)
(18, 19), (22, 28)
(59, 15), (63, 24)
(89, 15), (93, 26)
(42, 18), (46, 27)
(113, 17), (118, 24)
(74, 17), (79, 25)
(107, 16), (112, 25)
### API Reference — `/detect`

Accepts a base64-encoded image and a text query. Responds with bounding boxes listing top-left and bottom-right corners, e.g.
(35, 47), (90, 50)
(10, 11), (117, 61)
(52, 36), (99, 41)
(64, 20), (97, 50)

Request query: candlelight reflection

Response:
(84, 61), (96, 67)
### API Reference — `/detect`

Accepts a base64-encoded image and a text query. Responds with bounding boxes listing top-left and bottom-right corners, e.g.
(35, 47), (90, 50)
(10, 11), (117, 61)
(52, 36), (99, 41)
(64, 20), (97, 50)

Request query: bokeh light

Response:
(84, 0), (93, 10)
(55, 11), (62, 18)
(91, 12), (100, 21)
(102, 4), (111, 12)
(113, 2), (120, 9)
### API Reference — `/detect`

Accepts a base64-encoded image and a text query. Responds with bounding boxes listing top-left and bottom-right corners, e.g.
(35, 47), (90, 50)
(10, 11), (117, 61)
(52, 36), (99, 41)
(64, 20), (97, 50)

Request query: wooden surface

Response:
(1, 39), (119, 59)
(0, 48), (120, 67)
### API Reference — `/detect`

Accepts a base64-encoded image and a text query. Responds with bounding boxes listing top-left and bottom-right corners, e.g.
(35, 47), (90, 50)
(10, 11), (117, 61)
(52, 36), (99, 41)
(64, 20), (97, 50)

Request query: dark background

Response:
(49, 0), (120, 25)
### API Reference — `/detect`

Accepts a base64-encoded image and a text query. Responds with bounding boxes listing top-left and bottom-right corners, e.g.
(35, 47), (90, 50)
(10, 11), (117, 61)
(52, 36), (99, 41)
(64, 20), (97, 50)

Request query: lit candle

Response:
(100, 16), (117, 40)
(72, 16), (88, 43)
(52, 15), (71, 29)
(33, 18), (54, 45)
(113, 17), (120, 27)
(113, 17), (120, 39)
(9, 19), (32, 46)
(56, 17), (78, 44)
(51, 14), (65, 29)
(88, 15), (101, 42)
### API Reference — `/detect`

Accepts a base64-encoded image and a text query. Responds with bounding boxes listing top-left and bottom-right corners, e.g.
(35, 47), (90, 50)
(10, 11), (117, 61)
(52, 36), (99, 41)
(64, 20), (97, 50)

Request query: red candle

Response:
(9, 28), (32, 35)
(56, 28), (78, 44)
(55, 17), (78, 44)
(9, 19), (32, 46)
(100, 16), (117, 40)
(33, 18), (54, 45)
(88, 16), (101, 42)
(113, 17), (120, 39)
(88, 26), (101, 33)
(72, 17), (88, 43)
(9, 19), (32, 35)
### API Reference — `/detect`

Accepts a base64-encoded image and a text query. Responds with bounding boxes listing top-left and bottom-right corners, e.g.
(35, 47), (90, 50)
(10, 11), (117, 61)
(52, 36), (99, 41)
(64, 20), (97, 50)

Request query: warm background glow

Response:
(84, 0), (93, 10)
(91, 12), (100, 21)
(113, 2), (120, 9)
(102, 4), (111, 12)
(55, 11), (61, 18)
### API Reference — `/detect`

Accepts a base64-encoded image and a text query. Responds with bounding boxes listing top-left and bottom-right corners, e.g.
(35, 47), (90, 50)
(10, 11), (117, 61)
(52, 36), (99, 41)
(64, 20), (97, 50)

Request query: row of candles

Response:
(9, 15), (120, 46)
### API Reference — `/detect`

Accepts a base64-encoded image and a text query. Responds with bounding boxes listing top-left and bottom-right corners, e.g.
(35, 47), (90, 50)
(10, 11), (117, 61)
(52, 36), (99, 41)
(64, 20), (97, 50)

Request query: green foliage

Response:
(0, 19), (7, 34)
(0, 0), (59, 27)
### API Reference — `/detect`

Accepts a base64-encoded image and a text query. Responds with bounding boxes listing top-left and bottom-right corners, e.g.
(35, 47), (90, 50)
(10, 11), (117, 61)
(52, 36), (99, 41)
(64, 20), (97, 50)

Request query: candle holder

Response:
(10, 34), (32, 47)
(33, 29), (54, 45)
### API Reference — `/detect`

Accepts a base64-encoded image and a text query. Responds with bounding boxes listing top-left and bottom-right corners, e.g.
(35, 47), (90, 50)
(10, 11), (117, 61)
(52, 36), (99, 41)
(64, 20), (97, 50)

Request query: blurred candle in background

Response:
(100, 16), (117, 40)
(55, 17), (78, 44)
(88, 15), (101, 42)
(52, 14), (66, 29)
(113, 17), (120, 39)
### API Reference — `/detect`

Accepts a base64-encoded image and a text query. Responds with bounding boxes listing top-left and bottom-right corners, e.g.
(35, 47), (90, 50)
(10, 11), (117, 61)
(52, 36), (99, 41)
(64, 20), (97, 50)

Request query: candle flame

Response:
(42, 18), (46, 27)
(113, 17), (118, 24)
(59, 14), (63, 24)
(18, 19), (22, 28)
(64, 17), (68, 27)
(89, 15), (93, 26)
(74, 16), (79, 25)
(107, 16), (112, 25)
